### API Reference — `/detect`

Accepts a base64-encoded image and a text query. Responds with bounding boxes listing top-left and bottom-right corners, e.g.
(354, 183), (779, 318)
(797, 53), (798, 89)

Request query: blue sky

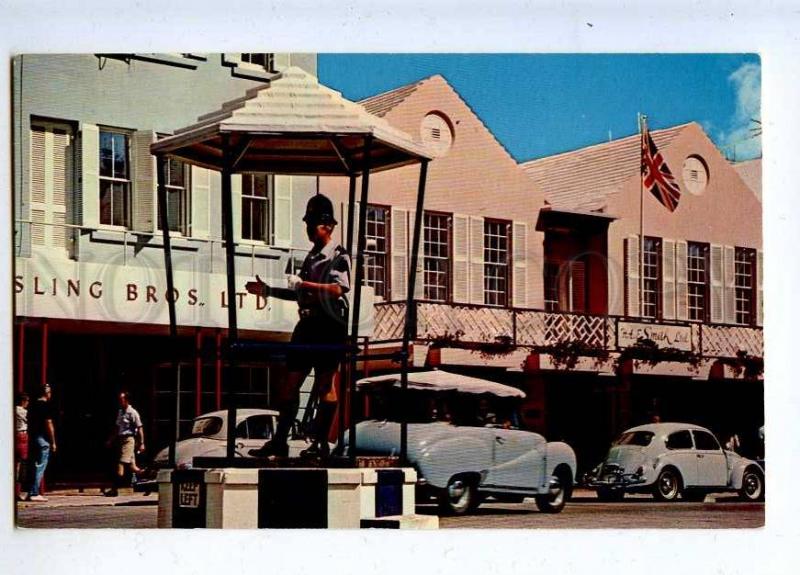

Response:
(319, 54), (761, 162)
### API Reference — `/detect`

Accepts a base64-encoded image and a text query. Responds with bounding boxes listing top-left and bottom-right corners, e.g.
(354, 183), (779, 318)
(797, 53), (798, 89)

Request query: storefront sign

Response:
(617, 321), (692, 351)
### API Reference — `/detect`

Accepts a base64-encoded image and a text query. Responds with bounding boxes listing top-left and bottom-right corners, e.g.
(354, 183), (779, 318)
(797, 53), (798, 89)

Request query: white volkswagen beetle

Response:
(586, 422), (765, 502)
(349, 370), (578, 515)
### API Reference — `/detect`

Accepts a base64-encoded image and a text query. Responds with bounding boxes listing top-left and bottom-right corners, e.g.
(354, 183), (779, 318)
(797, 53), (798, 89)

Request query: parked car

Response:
(134, 409), (311, 492)
(349, 370), (578, 515)
(585, 422), (765, 502)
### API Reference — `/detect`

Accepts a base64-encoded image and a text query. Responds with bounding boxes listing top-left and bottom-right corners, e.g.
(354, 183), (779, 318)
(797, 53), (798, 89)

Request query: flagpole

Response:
(638, 113), (645, 318)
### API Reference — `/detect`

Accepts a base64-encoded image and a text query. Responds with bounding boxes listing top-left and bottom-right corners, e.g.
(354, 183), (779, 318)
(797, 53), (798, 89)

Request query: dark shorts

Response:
(287, 312), (348, 374)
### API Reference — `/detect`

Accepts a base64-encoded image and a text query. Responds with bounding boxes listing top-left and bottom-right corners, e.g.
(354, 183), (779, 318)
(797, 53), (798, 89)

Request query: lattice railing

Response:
(372, 301), (763, 360)
(700, 324), (763, 358)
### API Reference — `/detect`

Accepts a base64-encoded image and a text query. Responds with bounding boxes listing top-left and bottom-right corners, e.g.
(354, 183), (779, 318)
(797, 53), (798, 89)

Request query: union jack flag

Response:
(641, 123), (681, 212)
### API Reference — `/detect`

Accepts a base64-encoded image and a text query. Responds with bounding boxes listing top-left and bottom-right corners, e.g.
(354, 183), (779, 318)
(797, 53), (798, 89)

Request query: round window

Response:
(420, 112), (454, 157)
(682, 155), (709, 196)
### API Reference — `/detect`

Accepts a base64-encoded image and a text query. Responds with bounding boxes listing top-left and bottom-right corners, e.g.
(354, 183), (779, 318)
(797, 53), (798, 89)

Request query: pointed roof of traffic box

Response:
(151, 66), (433, 176)
(520, 123), (689, 212)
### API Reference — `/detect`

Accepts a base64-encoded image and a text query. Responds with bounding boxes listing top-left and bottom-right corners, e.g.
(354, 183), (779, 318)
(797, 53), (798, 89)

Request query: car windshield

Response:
(190, 416), (223, 437)
(613, 431), (654, 447)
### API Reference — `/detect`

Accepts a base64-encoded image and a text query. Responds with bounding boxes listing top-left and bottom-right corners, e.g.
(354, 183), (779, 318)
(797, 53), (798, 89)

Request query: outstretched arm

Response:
(245, 275), (297, 301)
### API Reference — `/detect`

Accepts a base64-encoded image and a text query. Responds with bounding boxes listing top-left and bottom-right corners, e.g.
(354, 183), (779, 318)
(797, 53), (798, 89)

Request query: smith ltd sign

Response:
(617, 321), (693, 351)
(14, 255), (374, 334)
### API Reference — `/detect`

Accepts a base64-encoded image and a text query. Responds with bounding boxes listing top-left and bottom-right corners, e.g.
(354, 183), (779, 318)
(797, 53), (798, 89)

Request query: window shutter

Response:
(190, 166), (210, 239)
(31, 209), (45, 245)
(512, 221), (529, 308)
(231, 174), (242, 240)
(408, 210), (424, 299)
(273, 175), (292, 247)
(30, 126), (46, 204)
(79, 123), (100, 228)
(756, 249), (764, 326)
(569, 260), (586, 312)
(30, 124), (71, 251)
(391, 208), (408, 301)
(469, 216), (485, 305)
(662, 239), (676, 320)
(132, 130), (157, 233)
(723, 246), (736, 324)
(624, 235), (640, 317)
(675, 240), (689, 320)
(452, 214), (470, 303)
(709, 244), (724, 323)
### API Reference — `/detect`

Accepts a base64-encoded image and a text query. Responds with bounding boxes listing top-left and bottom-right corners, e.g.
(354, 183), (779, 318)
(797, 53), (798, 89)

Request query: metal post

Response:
(156, 153), (179, 468)
(348, 136), (372, 462)
(220, 134), (239, 462)
(401, 159), (429, 463)
(338, 174), (358, 453)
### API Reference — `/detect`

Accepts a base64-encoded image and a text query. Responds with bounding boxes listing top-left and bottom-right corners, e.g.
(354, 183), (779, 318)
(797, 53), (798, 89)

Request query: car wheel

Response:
(536, 466), (572, 514)
(596, 487), (625, 502)
(652, 468), (682, 501)
(739, 468), (764, 501)
(439, 476), (480, 515)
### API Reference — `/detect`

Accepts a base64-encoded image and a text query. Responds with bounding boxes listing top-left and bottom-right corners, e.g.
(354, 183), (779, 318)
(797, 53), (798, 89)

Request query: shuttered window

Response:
(157, 157), (190, 235)
(29, 121), (72, 252)
(364, 205), (390, 299)
(483, 219), (511, 307)
(642, 237), (661, 319)
(687, 242), (708, 321)
(735, 247), (756, 325)
(544, 261), (559, 311)
(423, 212), (450, 302)
(99, 130), (131, 227)
(241, 174), (271, 242)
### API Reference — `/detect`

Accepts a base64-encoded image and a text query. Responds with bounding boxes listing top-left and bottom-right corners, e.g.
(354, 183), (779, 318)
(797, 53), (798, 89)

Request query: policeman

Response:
(245, 193), (351, 458)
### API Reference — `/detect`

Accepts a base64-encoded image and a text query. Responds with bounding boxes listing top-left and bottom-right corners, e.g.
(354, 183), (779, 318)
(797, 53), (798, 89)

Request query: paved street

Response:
(15, 489), (763, 529)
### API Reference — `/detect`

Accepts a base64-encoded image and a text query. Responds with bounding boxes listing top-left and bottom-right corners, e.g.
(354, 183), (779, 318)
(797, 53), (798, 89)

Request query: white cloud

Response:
(719, 62), (761, 161)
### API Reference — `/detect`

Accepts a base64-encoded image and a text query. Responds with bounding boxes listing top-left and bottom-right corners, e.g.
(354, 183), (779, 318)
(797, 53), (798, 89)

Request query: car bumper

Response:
(585, 472), (647, 490)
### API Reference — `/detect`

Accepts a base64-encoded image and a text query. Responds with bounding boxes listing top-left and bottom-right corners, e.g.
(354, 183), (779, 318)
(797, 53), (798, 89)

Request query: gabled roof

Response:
(360, 79), (425, 117)
(152, 66), (433, 175)
(520, 124), (691, 212)
(731, 158), (762, 201)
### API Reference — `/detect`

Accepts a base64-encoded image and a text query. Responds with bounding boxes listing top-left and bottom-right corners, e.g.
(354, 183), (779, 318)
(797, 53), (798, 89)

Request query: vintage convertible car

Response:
(585, 422), (765, 502)
(348, 370), (578, 515)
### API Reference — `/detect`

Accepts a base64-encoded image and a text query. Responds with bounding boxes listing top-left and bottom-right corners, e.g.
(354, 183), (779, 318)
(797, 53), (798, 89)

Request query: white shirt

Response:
(15, 405), (27, 433)
(116, 405), (143, 437)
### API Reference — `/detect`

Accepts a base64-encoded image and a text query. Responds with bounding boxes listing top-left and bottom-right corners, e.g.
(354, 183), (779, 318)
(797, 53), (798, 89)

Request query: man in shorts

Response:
(246, 193), (351, 459)
(104, 391), (145, 496)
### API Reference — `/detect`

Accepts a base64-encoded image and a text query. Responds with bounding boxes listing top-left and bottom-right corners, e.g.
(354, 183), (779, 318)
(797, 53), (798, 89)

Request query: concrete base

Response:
(157, 465), (434, 529)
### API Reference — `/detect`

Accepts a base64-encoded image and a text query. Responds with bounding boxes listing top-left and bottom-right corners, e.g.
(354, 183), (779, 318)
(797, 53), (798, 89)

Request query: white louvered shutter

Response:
(662, 239), (676, 320)
(625, 235), (640, 317)
(132, 130), (157, 233)
(30, 122), (72, 251)
(80, 123), (100, 228)
(391, 208), (408, 301)
(231, 174), (242, 240)
(469, 216), (485, 305)
(756, 249), (764, 326)
(723, 246), (736, 324)
(512, 221), (529, 308)
(452, 214), (470, 303)
(675, 240), (689, 320)
(190, 166), (210, 238)
(408, 210), (425, 299)
(273, 175), (292, 247)
(709, 244), (724, 323)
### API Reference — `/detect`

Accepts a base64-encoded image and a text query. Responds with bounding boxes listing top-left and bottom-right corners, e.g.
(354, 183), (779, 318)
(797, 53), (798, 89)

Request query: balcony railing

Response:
(374, 300), (763, 360)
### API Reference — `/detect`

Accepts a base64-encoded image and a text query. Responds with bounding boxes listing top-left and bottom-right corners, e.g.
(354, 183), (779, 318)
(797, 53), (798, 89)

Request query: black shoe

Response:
(104, 489), (118, 497)
(300, 442), (330, 459)
(248, 441), (289, 458)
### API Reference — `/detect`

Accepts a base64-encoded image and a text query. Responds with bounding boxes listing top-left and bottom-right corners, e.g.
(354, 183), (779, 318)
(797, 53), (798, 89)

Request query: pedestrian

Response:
(25, 384), (57, 502)
(104, 391), (145, 497)
(15, 393), (30, 500)
(245, 193), (351, 459)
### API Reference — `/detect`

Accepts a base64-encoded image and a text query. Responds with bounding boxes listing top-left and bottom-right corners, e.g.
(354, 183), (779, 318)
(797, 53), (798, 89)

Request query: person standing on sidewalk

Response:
(26, 385), (57, 502)
(245, 194), (351, 459)
(15, 393), (30, 500)
(104, 391), (145, 497)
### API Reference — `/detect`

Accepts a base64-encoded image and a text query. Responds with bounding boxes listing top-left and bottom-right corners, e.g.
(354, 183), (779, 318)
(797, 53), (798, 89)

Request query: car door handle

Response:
(495, 437), (506, 444)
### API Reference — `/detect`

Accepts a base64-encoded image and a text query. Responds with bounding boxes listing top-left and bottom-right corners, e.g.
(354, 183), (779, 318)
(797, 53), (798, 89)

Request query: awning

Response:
(357, 370), (526, 398)
(150, 66), (433, 175)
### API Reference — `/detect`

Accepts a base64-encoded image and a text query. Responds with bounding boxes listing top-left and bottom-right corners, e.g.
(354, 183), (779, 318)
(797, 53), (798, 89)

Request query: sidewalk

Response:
(16, 488), (157, 509)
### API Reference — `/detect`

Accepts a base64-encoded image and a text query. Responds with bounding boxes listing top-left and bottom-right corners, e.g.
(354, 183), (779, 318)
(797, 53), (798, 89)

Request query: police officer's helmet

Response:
(302, 194), (338, 226)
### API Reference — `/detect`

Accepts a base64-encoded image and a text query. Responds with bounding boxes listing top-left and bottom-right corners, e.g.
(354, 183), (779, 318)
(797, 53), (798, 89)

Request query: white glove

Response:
(287, 274), (303, 291)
